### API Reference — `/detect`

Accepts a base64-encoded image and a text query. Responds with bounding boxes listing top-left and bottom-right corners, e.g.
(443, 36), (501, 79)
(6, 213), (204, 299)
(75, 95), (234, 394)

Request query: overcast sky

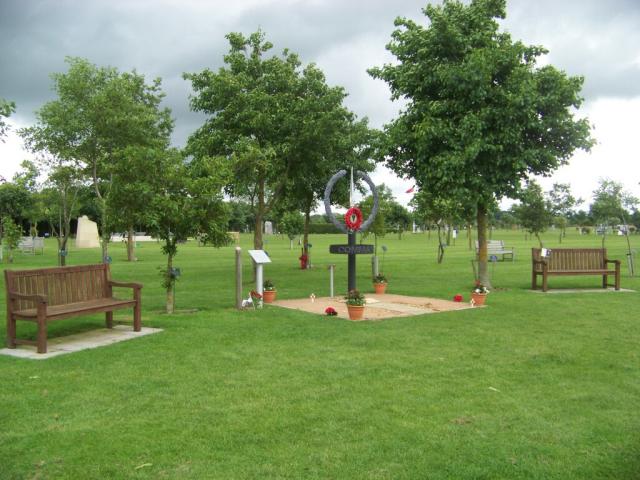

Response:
(1, 0), (639, 209)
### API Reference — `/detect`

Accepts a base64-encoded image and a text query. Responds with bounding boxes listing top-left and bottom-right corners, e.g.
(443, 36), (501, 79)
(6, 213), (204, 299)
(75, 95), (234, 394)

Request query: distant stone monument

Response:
(75, 215), (100, 248)
(264, 221), (273, 235)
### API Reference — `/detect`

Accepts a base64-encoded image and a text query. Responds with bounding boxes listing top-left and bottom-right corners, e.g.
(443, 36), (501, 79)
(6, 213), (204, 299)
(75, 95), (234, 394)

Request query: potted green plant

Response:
(345, 289), (366, 320)
(263, 279), (277, 303)
(373, 273), (388, 294)
(471, 282), (489, 306)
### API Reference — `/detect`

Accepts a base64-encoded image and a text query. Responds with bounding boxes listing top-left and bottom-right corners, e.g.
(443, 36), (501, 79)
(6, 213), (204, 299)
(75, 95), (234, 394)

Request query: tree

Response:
(547, 183), (581, 243)
(369, 0), (593, 287)
(185, 30), (303, 252)
(22, 57), (173, 263)
(512, 180), (552, 247)
(146, 149), (230, 314)
(2, 217), (22, 263)
(227, 199), (254, 232)
(410, 188), (469, 263)
(386, 201), (412, 240)
(0, 98), (16, 141)
(12, 160), (41, 236)
(0, 181), (30, 261)
(279, 211), (304, 249)
(360, 184), (394, 256)
(590, 179), (638, 256)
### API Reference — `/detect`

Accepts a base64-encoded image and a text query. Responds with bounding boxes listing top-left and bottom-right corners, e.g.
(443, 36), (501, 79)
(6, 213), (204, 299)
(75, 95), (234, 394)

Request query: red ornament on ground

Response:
(453, 294), (463, 302)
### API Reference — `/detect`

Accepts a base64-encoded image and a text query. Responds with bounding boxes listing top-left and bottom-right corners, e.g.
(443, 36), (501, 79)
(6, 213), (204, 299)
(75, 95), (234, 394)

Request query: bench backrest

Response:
(475, 240), (505, 252)
(4, 264), (111, 310)
(532, 248), (606, 271)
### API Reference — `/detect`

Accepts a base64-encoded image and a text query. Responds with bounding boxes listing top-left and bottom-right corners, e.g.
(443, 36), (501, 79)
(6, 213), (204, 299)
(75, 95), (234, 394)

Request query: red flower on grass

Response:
(453, 294), (463, 302)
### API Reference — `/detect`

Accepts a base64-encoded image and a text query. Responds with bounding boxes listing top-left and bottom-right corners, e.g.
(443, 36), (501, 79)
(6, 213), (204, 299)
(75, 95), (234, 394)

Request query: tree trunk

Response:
(127, 226), (136, 261)
(166, 253), (174, 314)
(536, 233), (543, 248)
(477, 203), (491, 288)
(437, 223), (445, 264)
(467, 224), (472, 250)
(254, 178), (265, 250)
(303, 206), (311, 257)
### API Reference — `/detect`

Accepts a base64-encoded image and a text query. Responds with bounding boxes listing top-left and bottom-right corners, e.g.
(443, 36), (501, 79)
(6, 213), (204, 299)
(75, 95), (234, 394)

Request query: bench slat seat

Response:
(4, 264), (142, 354)
(531, 248), (620, 292)
(13, 298), (137, 321)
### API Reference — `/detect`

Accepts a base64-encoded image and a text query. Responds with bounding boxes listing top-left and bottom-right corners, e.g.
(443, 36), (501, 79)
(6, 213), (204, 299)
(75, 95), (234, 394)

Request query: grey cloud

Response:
(1, 0), (639, 148)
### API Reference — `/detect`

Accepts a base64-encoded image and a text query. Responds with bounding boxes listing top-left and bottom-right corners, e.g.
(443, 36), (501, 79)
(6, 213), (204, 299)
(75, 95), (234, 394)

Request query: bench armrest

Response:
(109, 280), (143, 289)
(605, 258), (621, 266)
(532, 258), (547, 266)
(8, 291), (48, 304)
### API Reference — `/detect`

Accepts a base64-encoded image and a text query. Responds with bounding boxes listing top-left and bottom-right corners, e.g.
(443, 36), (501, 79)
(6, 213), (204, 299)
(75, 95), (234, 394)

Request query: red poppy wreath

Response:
(344, 207), (363, 231)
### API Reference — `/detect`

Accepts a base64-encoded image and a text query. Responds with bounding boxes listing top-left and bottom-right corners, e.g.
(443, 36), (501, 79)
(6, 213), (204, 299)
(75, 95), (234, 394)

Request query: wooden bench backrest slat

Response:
(5, 264), (110, 309)
(532, 248), (606, 271)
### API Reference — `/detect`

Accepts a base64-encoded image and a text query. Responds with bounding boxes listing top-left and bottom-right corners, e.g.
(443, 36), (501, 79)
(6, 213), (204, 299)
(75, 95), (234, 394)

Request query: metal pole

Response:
(348, 231), (356, 292)
(235, 247), (242, 309)
(256, 263), (264, 309)
(329, 264), (335, 297)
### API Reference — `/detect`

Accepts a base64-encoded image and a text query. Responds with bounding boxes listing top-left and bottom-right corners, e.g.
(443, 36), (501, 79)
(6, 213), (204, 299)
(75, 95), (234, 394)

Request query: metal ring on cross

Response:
(324, 170), (379, 234)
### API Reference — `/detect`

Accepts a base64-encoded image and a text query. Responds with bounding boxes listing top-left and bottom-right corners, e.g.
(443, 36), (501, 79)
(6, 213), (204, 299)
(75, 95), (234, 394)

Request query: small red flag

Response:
(405, 185), (415, 194)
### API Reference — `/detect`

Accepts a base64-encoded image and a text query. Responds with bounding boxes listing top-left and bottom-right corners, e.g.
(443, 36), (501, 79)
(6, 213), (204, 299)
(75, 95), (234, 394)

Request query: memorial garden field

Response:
(1, 230), (639, 479)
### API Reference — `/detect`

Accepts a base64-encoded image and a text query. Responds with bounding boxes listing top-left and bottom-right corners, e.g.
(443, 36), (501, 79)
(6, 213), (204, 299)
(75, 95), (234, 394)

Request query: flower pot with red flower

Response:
(471, 283), (489, 306)
(345, 289), (366, 320)
(373, 273), (388, 294)
(262, 279), (277, 303)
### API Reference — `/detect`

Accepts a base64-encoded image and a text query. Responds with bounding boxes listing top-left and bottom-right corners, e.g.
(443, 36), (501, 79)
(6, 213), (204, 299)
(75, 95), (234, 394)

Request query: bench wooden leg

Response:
(542, 274), (548, 292)
(106, 311), (113, 329)
(133, 289), (142, 332)
(602, 274), (608, 289)
(615, 269), (621, 291)
(6, 312), (16, 349)
(531, 270), (537, 290)
(36, 307), (47, 354)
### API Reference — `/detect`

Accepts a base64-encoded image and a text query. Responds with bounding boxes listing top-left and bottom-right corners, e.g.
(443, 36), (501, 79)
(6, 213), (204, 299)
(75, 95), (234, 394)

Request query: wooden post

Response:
(235, 247), (242, 309)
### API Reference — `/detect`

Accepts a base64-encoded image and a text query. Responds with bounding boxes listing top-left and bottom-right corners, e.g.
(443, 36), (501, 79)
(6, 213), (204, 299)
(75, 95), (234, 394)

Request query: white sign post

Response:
(248, 250), (271, 307)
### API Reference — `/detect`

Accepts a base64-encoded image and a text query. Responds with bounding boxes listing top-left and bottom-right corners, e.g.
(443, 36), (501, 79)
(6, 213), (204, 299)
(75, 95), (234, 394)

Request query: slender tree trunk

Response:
(446, 224), (452, 246)
(467, 224), (472, 250)
(166, 252), (174, 314)
(437, 223), (445, 264)
(303, 205), (311, 257)
(254, 178), (265, 250)
(536, 233), (543, 248)
(127, 226), (136, 261)
(477, 203), (492, 288)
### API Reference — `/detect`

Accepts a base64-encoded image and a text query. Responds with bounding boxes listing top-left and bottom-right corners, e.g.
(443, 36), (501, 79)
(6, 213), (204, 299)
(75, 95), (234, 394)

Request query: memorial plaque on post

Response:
(248, 250), (271, 299)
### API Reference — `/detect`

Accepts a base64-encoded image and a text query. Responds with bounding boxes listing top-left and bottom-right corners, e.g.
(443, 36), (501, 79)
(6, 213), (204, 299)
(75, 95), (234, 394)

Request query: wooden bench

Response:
(531, 248), (620, 292)
(475, 240), (515, 261)
(4, 264), (142, 354)
(18, 237), (45, 255)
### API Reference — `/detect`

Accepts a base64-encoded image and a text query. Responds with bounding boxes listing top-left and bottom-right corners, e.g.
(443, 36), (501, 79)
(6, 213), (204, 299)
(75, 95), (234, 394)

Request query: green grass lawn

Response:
(1, 229), (639, 479)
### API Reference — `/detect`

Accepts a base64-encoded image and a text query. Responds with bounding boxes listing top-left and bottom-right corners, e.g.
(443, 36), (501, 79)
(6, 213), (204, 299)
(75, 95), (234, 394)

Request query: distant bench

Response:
(18, 237), (44, 255)
(475, 240), (515, 261)
(531, 248), (620, 292)
(4, 264), (142, 354)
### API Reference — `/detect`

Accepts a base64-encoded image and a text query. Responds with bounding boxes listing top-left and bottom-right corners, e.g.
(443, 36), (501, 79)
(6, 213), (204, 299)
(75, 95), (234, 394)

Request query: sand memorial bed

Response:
(271, 293), (476, 321)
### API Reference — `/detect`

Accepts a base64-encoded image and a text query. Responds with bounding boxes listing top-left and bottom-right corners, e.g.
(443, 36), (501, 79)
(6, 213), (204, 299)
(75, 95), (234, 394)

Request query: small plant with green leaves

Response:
(345, 289), (366, 306)
(373, 273), (388, 284)
(263, 279), (275, 291)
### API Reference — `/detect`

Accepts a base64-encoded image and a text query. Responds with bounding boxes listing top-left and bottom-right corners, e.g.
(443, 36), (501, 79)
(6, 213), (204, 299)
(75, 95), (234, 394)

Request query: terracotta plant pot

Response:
(262, 290), (277, 303)
(373, 283), (387, 294)
(346, 304), (365, 321)
(471, 292), (487, 306)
